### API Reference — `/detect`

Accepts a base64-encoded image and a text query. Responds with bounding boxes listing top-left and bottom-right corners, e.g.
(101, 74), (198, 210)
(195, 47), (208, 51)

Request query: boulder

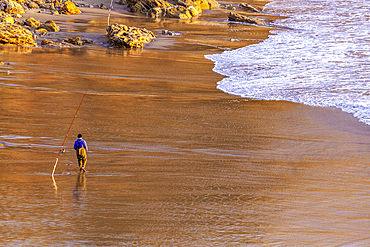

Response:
(165, 6), (192, 19)
(126, 0), (218, 18)
(61, 0), (81, 14)
(106, 23), (155, 48)
(128, 0), (172, 14)
(38, 20), (60, 32)
(239, 3), (261, 13)
(28, 1), (40, 8)
(162, 29), (176, 35)
(25, 17), (41, 27)
(0, 23), (37, 46)
(192, 0), (218, 10)
(64, 37), (93, 45)
(34, 28), (48, 34)
(0, 13), (14, 23)
(228, 12), (265, 25)
(1, 0), (25, 14)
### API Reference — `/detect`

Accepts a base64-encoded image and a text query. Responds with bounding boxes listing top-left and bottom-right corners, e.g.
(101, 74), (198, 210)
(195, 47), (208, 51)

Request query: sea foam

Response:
(206, 0), (370, 125)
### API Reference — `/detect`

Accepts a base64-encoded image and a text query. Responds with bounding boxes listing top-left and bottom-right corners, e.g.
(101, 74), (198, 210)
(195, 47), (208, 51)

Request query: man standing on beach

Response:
(74, 134), (88, 172)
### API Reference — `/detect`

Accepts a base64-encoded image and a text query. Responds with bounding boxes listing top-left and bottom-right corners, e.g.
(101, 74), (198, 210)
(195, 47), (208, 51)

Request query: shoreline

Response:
(2, 0), (370, 161)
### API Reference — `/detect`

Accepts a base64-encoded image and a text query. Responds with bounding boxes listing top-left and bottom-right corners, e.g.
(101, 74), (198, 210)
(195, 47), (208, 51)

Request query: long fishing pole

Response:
(107, 0), (113, 26)
(51, 81), (93, 177)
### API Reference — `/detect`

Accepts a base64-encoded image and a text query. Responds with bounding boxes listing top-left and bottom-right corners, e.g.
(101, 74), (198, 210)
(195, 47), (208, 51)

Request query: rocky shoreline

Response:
(0, 0), (271, 49)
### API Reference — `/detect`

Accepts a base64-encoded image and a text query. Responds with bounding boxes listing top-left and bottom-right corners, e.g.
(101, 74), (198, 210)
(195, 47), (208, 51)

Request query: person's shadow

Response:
(73, 171), (87, 201)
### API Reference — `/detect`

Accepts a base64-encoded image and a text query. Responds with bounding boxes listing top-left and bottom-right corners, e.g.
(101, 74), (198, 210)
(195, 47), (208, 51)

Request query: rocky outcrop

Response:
(60, 0), (81, 14)
(0, 13), (14, 23)
(239, 3), (261, 13)
(106, 23), (155, 48)
(1, 0), (25, 14)
(0, 0), (82, 15)
(126, 0), (219, 19)
(0, 23), (37, 46)
(228, 12), (265, 25)
(148, 5), (195, 19)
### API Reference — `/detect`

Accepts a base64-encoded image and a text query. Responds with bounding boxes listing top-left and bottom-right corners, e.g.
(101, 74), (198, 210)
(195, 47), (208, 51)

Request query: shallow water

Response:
(207, 0), (370, 125)
(2, 8), (370, 246)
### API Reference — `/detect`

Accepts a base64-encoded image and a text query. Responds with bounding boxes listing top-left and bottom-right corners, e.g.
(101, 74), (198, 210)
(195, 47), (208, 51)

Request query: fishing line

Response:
(51, 80), (93, 177)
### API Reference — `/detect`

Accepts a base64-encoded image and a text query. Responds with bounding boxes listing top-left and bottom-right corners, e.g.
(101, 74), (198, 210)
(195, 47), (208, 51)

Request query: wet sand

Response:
(2, 0), (370, 246)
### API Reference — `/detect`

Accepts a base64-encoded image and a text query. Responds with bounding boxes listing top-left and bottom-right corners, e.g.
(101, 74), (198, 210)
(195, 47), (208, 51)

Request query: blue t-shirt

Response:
(74, 138), (88, 150)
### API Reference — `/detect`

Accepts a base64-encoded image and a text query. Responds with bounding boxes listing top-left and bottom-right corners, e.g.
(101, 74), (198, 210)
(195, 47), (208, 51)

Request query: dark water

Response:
(2, 11), (370, 247)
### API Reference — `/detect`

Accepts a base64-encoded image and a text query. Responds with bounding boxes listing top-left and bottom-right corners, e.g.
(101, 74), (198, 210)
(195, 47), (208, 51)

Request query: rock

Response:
(64, 37), (93, 45)
(34, 0), (45, 4)
(41, 38), (74, 47)
(128, 0), (172, 14)
(162, 29), (175, 35)
(39, 3), (52, 9)
(193, 0), (218, 10)
(166, 6), (192, 19)
(126, 0), (218, 18)
(147, 5), (199, 18)
(99, 3), (107, 9)
(2, 0), (25, 14)
(25, 17), (41, 27)
(28, 1), (40, 8)
(38, 20), (60, 32)
(228, 12), (265, 25)
(224, 4), (235, 10)
(106, 23), (155, 48)
(187, 5), (198, 16)
(61, 0), (81, 14)
(0, 13), (14, 23)
(14, 19), (24, 25)
(34, 28), (48, 33)
(147, 7), (163, 18)
(53, 0), (63, 7)
(34, 29), (47, 37)
(0, 23), (37, 46)
(239, 3), (261, 13)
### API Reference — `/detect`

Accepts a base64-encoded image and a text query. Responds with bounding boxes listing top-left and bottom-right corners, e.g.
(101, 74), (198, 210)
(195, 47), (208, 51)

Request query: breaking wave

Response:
(206, 0), (370, 125)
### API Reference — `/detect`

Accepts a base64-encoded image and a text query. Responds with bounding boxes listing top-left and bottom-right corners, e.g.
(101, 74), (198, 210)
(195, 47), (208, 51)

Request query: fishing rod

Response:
(51, 81), (93, 177)
(107, 0), (114, 26)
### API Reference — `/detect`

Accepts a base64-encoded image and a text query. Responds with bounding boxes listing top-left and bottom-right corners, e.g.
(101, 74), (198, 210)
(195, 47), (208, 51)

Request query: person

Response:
(74, 134), (88, 172)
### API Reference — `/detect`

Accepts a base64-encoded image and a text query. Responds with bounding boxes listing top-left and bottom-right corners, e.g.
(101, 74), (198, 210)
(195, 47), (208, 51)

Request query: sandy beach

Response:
(2, 0), (370, 245)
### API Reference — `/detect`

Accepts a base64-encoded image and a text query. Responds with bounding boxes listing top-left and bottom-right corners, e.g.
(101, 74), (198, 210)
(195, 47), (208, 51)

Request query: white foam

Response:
(206, 0), (370, 125)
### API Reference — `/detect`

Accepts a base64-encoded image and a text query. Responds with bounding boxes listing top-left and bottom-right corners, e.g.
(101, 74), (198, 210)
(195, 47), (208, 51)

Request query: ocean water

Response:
(206, 0), (370, 125)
